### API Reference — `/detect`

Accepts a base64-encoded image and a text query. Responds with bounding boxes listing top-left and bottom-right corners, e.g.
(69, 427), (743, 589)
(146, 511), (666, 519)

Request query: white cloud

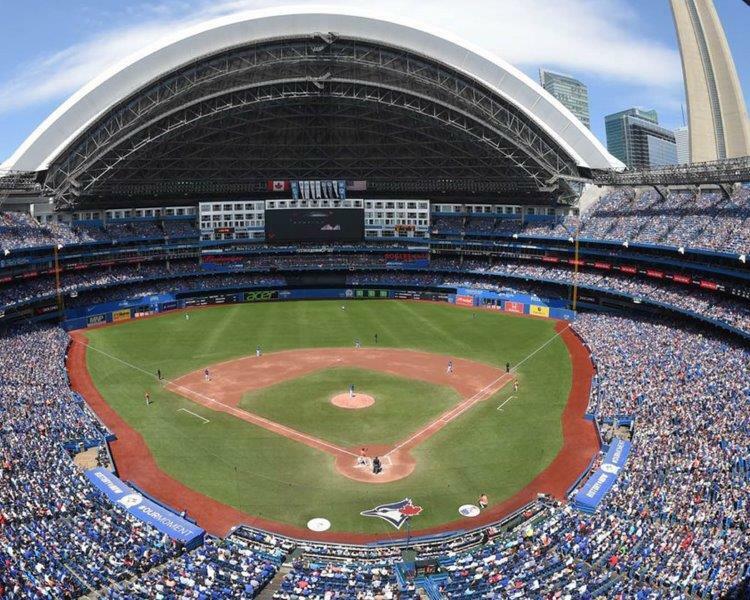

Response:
(0, 0), (683, 117)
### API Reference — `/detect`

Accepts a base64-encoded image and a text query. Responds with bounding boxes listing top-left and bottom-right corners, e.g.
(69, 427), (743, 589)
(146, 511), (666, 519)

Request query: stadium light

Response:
(740, 254), (747, 264)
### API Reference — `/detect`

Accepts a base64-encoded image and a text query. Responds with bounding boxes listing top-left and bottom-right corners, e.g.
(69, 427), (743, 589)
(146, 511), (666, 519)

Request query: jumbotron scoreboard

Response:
(265, 208), (365, 243)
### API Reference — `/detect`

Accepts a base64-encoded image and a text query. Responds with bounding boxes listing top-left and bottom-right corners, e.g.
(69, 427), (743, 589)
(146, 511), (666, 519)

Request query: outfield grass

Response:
(239, 367), (459, 447)
(83, 300), (572, 533)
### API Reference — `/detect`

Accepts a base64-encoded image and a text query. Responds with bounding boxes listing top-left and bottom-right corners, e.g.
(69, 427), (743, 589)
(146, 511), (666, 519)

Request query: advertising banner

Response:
(112, 308), (131, 323)
(529, 304), (550, 317)
(455, 294), (476, 307)
(503, 301), (525, 314)
(87, 314), (107, 327)
(244, 290), (280, 303)
(573, 438), (631, 513)
(85, 468), (204, 546)
(355, 289), (389, 298)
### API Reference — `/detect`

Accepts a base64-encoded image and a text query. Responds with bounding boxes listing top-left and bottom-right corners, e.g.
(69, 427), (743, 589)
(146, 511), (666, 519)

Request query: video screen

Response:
(265, 208), (364, 243)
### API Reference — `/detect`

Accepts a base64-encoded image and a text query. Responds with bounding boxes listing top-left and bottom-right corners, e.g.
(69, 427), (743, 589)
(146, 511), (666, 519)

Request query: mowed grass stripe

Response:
(84, 300), (571, 533)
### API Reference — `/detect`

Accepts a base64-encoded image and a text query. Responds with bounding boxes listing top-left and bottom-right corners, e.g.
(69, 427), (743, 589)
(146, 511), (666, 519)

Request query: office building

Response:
(674, 126), (690, 164)
(605, 109), (678, 169)
(539, 69), (590, 129)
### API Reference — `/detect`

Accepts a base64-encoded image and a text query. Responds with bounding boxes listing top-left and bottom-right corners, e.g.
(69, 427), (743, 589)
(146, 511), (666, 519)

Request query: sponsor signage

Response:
(244, 290), (280, 303)
(455, 294), (475, 307)
(620, 266), (637, 274)
(646, 270), (664, 279)
(541, 256), (559, 263)
(594, 262), (611, 270)
(87, 314), (106, 327)
(529, 304), (550, 317)
(699, 280), (718, 290)
(112, 308), (131, 323)
(672, 274), (691, 284)
(355, 289), (388, 298)
(503, 300), (525, 314)
(85, 468), (204, 545)
(573, 439), (631, 512)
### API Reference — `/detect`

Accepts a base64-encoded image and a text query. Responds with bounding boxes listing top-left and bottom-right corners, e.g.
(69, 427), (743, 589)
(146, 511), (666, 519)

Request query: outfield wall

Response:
(61, 285), (572, 330)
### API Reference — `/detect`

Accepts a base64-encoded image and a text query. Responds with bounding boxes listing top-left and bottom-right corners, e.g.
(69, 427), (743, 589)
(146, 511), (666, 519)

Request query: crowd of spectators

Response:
(106, 536), (285, 598)
(555, 186), (750, 254)
(0, 212), (200, 252)
(429, 185), (750, 254)
(0, 324), (285, 597)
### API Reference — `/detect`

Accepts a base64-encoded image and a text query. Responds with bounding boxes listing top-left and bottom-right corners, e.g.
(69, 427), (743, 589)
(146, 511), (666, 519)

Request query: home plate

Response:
(307, 518), (331, 532)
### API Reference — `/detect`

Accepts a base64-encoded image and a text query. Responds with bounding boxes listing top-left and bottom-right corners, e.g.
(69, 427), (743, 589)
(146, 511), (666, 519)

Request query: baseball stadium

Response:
(1, 4), (749, 599)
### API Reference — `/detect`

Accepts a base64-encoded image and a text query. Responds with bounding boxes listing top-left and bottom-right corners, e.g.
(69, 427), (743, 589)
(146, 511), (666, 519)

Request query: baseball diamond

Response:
(68, 300), (597, 538)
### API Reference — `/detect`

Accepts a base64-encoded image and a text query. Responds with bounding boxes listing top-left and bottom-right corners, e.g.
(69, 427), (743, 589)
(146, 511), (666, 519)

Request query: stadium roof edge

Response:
(1, 6), (625, 174)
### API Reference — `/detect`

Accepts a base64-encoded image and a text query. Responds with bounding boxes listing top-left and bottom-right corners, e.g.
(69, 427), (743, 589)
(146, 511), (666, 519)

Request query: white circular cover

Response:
(2, 7), (623, 173)
(458, 504), (481, 517)
(307, 517), (332, 532)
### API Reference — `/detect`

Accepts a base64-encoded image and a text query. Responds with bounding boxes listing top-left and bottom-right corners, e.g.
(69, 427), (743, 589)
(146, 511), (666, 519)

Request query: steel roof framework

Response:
(45, 37), (582, 207)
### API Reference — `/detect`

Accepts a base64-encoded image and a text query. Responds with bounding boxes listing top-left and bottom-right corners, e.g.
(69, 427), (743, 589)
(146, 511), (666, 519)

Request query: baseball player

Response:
(185, 313), (190, 321)
(157, 369), (162, 381)
(144, 391), (151, 406)
(204, 368), (211, 382)
(256, 345), (262, 358)
(514, 379), (519, 393)
(349, 383), (355, 398)
(355, 338), (361, 349)
(447, 360), (453, 374)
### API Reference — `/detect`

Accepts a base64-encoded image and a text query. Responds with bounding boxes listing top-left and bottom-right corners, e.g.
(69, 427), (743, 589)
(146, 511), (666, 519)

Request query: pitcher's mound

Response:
(331, 393), (375, 409)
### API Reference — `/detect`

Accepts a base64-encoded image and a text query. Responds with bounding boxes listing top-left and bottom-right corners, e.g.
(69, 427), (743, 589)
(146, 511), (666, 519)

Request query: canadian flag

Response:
(267, 180), (289, 192)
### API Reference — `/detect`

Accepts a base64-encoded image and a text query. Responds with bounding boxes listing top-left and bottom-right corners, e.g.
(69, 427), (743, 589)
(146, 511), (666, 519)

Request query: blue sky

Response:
(1, 0), (748, 164)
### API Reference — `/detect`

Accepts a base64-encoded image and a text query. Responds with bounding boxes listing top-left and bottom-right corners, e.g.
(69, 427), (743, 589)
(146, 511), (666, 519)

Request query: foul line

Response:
(73, 338), (358, 458)
(385, 372), (512, 456)
(178, 408), (210, 423)
(513, 323), (571, 371)
(496, 395), (516, 411)
(385, 323), (571, 457)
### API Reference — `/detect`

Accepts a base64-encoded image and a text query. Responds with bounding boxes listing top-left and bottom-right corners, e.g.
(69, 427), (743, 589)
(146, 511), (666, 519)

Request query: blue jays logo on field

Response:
(360, 498), (423, 529)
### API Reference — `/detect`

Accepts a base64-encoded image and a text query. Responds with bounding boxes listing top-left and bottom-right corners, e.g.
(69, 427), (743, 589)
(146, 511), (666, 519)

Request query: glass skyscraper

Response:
(604, 108), (678, 169)
(539, 69), (590, 129)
